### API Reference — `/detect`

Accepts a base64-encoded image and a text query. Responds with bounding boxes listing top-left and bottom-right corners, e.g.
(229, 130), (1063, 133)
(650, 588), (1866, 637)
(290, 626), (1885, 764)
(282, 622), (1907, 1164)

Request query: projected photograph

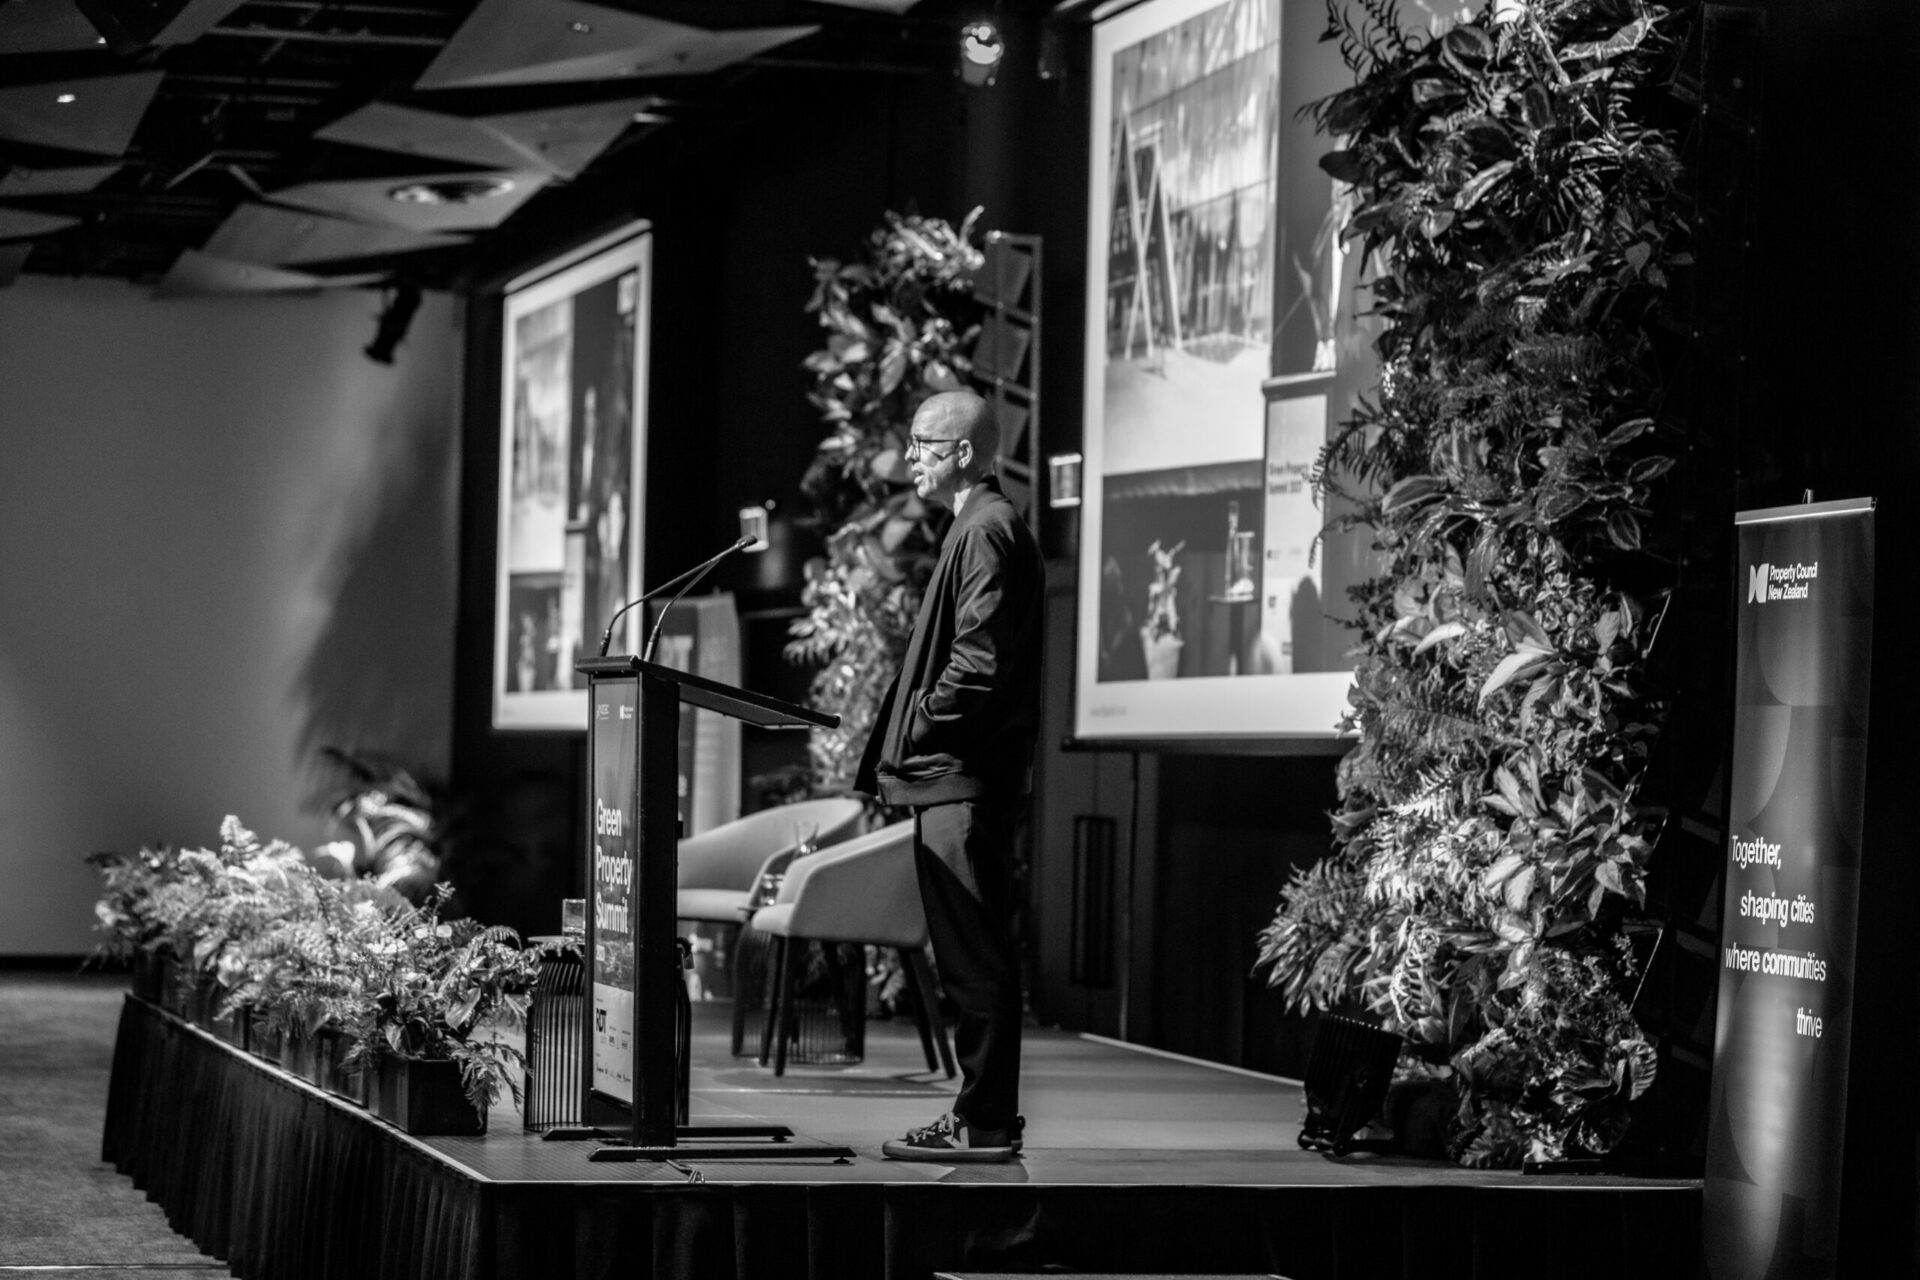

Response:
(494, 225), (652, 731)
(1075, 0), (1375, 743)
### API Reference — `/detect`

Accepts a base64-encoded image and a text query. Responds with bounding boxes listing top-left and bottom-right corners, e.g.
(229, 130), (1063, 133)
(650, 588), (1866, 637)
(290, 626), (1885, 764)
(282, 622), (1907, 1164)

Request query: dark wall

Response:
(1732, 0), (1920, 1265)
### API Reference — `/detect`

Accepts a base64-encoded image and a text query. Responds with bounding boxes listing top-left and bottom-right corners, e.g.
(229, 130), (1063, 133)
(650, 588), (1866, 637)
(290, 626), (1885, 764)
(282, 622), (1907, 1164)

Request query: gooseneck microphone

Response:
(596, 534), (758, 659)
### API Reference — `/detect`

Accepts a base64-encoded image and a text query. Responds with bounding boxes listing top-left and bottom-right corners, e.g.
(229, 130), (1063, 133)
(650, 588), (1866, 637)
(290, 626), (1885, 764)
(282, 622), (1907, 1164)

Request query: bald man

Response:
(856, 389), (1045, 1163)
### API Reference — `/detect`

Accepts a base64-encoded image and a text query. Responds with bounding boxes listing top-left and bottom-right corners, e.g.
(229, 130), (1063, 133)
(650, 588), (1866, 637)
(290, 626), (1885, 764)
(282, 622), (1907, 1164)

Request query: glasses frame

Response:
(906, 434), (965, 462)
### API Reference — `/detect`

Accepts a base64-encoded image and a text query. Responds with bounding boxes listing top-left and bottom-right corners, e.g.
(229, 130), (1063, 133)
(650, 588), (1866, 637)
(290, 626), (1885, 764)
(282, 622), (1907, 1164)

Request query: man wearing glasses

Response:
(857, 389), (1044, 1163)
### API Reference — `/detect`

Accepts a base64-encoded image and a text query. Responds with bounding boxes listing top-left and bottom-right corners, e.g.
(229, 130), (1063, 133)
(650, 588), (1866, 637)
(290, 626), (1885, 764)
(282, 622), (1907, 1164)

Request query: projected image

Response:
(1076, 0), (1376, 742)
(494, 226), (652, 731)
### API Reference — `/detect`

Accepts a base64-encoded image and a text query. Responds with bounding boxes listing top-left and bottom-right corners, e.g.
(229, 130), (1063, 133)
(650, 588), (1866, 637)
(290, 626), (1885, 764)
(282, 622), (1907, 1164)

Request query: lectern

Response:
(572, 654), (846, 1161)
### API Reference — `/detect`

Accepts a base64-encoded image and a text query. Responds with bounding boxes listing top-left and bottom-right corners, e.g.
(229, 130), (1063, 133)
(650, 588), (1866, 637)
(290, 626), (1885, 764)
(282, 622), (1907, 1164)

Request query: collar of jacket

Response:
(947, 472), (1010, 536)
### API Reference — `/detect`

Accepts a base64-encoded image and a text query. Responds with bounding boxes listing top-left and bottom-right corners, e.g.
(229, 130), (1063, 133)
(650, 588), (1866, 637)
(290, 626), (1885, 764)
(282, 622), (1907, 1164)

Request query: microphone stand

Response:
(596, 535), (756, 659)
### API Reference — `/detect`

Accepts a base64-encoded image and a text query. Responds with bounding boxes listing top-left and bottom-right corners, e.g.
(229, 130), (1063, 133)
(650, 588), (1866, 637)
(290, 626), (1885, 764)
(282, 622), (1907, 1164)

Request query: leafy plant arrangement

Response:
(327, 885), (552, 1112)
(1252, 0), (1688, 1167)
(319, 746), (451, 903)
(785, 208), (987, 794)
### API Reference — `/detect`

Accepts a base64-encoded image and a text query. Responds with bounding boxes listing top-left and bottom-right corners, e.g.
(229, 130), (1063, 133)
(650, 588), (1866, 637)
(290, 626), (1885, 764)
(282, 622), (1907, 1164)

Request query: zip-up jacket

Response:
(855, 475), (1045, 807)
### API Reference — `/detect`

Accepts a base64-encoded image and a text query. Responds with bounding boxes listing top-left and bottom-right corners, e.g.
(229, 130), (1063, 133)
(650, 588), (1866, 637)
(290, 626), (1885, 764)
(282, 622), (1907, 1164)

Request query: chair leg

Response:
(903, 947), (956, 1079)
(757, 936), (787, 1069)
(729, 923), (747, 1058)
(772, 938), (798, 1077)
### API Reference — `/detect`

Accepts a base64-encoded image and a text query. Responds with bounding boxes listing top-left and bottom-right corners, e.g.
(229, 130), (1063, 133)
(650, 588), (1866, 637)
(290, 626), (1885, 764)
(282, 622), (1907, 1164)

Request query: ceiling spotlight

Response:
(56, 93), (77, 104)
(387, 177), (516, 205)
(569, 19), (592, 33)
(365, 283), (423, 365)
(959, 20), (1004, 88)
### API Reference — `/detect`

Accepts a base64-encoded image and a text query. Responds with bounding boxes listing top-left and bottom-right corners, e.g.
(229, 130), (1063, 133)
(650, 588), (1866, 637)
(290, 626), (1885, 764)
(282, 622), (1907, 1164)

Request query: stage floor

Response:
(430, 1001), (1697, 1193)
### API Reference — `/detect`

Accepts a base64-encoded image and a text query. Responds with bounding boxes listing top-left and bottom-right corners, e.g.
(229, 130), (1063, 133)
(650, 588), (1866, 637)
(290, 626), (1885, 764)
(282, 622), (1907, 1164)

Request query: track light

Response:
(364, 283), (422, 365)
(959, 20), (1004, 88)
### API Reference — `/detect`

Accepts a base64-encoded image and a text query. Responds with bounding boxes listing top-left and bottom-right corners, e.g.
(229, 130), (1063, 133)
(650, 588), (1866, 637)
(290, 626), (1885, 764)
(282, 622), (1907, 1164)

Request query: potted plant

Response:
(334, 887), (551, 1135)
(1140, 539), (1186, 679)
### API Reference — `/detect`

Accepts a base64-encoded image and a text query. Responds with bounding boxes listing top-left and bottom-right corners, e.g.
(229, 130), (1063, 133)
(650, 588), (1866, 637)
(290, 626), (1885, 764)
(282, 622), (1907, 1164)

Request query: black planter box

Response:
(247, 1010), (284, 1064)
(130, 949), (165, 1004)
(311, 1028), (367, 1107)
(369, 1056), (485, 1136)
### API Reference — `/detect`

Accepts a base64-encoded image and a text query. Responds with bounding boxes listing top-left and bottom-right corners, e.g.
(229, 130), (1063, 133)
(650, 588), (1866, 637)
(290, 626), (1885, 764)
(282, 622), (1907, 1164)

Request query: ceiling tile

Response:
(414, 0), (815, 90)
(316, 102), (542, 170)
(0, 163), (119, 196)
(204, 201), (469, 266)
(269, 169), (552, 233)
(0, 0), (109, 54)
(477, 98), (662, 178)
(0, 70), (164, 156)
(0, 206), (80, 239)
(71, 0), (243, 53)
(155, 249), (382, 297)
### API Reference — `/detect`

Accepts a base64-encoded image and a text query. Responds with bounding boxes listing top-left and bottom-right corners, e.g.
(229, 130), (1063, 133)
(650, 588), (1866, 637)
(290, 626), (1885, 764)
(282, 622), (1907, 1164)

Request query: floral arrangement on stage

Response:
(90, 817), (552, 1112)
(785, 208), (987, 795)
(1253, 0), (1689, 1167)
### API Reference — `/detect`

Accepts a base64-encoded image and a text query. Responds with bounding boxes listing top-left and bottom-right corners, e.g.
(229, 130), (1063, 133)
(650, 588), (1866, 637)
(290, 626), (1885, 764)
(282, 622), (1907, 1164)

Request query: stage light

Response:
(959, 20), (1003, 88)
(364, 283), (422, 365)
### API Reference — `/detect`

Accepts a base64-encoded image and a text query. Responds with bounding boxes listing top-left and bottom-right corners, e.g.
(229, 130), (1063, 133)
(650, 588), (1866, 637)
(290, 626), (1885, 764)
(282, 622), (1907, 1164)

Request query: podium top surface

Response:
(576, 655), (837, 730)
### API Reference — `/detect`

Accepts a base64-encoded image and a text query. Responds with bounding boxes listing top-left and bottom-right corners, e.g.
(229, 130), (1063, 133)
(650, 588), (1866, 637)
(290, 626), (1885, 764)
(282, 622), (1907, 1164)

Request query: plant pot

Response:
(158, 955), (193, 1017)
(198, 978), (247, 1050)
(282, 1028), (320, 1081)
(369, 1057), (486, 1136)
(1142, 630), (1183, 680)
(247, 1011), (284, 1064)
(130, 949), (166, 1004)
(314, 1027), (367, 1106)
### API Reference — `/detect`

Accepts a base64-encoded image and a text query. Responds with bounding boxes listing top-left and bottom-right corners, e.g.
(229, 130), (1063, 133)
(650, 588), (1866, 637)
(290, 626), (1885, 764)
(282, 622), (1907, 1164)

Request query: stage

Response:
(103, 995), (1700, 1280)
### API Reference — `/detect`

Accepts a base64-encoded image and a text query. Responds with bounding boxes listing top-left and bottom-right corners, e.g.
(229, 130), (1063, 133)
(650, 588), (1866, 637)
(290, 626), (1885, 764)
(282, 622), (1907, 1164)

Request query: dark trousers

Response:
(913, 798), (1023, 1132)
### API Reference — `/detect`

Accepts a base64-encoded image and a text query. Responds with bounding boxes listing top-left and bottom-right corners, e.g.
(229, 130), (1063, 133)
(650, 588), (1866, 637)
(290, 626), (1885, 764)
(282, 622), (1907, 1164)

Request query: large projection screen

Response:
(494, 224), (652, 731)
(1073, 0), (1375, 747)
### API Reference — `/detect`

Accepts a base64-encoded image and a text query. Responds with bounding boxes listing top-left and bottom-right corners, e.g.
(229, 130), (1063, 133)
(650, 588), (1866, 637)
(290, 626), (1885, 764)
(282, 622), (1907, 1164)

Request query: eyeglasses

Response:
(906, 435), (963, 461)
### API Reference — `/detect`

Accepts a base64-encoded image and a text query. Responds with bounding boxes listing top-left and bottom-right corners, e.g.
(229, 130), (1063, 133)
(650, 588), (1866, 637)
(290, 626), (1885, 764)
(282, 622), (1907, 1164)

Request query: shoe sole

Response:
(881, 1140), (1018, 1163)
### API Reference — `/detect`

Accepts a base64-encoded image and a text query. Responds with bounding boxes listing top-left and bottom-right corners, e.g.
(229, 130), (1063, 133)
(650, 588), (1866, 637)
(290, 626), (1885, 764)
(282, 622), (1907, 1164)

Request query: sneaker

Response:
(882, 1112), (1022, 1163)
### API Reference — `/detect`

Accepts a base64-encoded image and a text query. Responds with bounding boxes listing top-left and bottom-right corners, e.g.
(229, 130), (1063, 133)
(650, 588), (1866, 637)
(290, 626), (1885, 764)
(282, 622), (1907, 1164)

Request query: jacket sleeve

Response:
(909, 520), (1027, 756)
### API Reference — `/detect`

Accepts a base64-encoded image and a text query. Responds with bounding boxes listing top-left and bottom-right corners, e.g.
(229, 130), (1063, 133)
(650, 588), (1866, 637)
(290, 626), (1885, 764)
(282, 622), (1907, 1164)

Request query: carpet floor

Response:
(0, 971), (228, 1276)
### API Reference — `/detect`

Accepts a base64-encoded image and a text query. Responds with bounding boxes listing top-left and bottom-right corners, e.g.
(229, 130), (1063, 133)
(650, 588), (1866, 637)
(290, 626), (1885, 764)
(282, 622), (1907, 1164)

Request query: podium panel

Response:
(587, 679), (638, 1106)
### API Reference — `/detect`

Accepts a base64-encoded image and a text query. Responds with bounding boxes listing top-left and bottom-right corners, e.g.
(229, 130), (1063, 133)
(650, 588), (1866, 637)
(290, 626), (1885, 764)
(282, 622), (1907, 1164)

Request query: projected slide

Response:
(493, 224), (652, 731)
(1074, 0), (1376, 745)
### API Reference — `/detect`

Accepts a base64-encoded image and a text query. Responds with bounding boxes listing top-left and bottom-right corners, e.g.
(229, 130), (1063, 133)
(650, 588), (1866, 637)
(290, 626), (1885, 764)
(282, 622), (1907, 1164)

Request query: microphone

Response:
(597, 523), (765, 659)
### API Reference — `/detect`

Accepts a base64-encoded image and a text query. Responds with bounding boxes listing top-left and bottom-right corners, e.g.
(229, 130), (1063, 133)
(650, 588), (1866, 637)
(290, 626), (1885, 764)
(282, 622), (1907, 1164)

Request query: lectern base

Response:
(588, 1141), (856, 1163)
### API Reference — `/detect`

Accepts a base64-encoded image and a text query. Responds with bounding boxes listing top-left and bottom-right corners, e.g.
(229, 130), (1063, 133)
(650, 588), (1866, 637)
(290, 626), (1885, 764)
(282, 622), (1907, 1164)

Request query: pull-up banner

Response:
(1704, 496), (1874, 1280)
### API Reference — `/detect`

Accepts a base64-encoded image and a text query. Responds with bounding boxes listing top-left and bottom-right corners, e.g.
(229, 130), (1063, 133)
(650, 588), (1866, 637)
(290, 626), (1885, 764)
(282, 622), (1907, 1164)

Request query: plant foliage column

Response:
(786, 210), (986, 794)
(1254, 0), (1689, 1167)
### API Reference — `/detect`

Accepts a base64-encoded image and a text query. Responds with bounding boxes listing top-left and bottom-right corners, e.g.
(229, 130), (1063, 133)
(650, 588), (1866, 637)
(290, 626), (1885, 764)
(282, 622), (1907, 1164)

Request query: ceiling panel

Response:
(0, 69), (163, 155)
(316, 101), (542, 170)
(0, 0), (109, 54)
(414, 0), (815, 90)
(203, 200), (468, 265)
(0, 205), (79, 237)
(270, 167), (552, 233)
(0, 162), (119, 195)
(477, 98), (662, 178)
(155, 247), (381, 296)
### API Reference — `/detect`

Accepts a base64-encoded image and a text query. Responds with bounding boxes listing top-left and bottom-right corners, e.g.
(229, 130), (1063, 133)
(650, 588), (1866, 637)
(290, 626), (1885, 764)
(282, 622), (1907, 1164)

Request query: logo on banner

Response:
(596, 702), (610, 720)
(1747, 560), (1817, 604)
(619, 705), (634, 720)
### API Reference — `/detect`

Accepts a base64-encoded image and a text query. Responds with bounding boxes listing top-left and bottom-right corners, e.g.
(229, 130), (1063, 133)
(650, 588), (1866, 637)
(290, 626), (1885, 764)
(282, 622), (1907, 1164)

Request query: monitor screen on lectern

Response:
(1070, 0), (1375, 747)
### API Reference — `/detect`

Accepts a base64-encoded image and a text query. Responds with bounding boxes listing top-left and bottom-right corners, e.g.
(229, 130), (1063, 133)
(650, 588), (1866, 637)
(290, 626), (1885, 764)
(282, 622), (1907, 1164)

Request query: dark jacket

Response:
(855, 475), (1045, 807)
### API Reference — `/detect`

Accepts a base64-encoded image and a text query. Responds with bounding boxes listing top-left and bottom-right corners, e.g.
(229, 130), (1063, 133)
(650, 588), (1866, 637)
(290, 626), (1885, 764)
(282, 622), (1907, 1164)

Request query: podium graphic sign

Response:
(1704, 496), (1874, 1280)
(589, 679), (638, 1104)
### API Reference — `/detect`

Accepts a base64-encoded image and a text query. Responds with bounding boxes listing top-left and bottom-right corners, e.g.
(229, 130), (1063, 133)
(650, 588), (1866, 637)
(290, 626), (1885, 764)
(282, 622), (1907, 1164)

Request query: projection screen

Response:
(1072, 0), (1377, 747)
(493, 223), (652, 731)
